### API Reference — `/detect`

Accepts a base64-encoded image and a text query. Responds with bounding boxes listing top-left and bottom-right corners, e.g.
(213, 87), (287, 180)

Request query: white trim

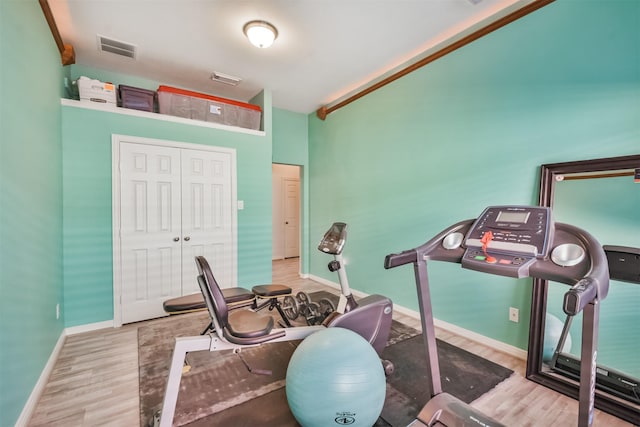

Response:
(14, 332), (66, 427)
(17, 321), (116, 425)
(112, 138), (123, 327)
(64, 320), (115, 336)
(111, 134), (238, 327)
(307, 273), (339, 290)
(306, 273), (527, 360)
(394, 305), (528, 361)
(307, 273), (370, 298)
(61, 98), (265, 136)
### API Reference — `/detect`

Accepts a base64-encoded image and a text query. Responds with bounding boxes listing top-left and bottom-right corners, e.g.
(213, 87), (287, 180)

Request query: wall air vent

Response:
(97, 35), (137, 59)
(210, 72), (242, 86)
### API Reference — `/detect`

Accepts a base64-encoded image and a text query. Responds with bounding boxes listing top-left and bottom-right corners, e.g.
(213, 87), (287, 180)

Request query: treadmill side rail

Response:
(414, 393), (506, 427)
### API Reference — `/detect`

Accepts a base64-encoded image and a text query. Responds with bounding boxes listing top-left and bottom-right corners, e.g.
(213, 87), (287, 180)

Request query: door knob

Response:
(173, 237), (180, 242)
(184, 236), (191, 241)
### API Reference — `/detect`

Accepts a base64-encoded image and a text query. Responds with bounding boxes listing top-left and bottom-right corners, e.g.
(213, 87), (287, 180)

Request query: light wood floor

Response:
(28, 258), (633, 426)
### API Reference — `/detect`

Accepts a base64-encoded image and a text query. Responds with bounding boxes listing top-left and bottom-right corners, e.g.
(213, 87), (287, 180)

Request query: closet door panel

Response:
(181, 149), (234, 293)
(119, 142), (182, 323)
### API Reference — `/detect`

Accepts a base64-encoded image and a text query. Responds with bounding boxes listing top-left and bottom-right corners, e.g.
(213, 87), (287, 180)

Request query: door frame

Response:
(271, 164), (301, 260)
(283, 177), (300, 258)
(111, 134), (238, 327)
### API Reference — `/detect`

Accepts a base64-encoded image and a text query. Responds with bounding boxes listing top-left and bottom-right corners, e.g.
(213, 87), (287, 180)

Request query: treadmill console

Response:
(462, 206), (553, 278)
(318, 222), (347, 255)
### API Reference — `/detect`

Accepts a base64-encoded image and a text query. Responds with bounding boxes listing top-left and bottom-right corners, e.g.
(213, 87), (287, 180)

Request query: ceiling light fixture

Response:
(243, 20), (278, 48)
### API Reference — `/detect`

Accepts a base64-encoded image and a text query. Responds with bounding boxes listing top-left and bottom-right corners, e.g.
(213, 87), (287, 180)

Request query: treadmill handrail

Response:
(386, 220), (610, 312)
(385, 220), (473, 269)
(558, 222), (610, 302)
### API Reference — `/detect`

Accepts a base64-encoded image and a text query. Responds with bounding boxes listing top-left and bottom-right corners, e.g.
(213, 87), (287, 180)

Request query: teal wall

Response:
(68, 63), (161, 95)
(308, 0), (639, 351)
(62, 105), (273, 327)
(272, 108), (310, 271)
(0, 1), (65, 426)
(2, 1), (638, 424)
(273, 108), (308, 165)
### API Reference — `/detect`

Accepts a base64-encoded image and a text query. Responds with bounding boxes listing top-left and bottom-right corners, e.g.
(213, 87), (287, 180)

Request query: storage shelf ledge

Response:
(61, 98), (266, 136)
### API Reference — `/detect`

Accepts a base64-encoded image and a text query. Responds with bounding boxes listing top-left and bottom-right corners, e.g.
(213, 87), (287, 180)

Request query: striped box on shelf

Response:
(157, 85), (261, 130)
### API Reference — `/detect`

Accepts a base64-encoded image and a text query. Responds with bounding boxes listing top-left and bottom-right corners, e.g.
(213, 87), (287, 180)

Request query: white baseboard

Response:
(64, 320), (114, 336)
(307, 274), (363, 295)
(392, 304), (527, 360)
(14, 331), (66, 427)
(307, 274), (527, 360)
(17, 320), (116, 425)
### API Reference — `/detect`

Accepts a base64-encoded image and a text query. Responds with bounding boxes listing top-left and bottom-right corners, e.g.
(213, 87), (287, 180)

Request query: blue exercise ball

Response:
(543, 313), (572, 362)
(286, 327), (386, 427)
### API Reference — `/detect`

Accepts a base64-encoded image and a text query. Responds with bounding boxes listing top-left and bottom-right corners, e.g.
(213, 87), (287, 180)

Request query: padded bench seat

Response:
(163, 287), (255, 314)
(252, 284), (292, 298)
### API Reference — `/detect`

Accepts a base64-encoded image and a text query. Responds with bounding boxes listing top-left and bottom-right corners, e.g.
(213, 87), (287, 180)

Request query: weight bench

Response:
(163, 279), (294, 330)
(157, 256), (325, 427)
(157, 255), (395, 427)
(252, 284), (294, 327)
(163, 287), (255, 335)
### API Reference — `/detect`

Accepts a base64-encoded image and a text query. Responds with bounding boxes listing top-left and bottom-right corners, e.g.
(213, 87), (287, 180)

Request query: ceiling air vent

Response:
(97, 35), (137, 59)
(210, 72), (242, 86)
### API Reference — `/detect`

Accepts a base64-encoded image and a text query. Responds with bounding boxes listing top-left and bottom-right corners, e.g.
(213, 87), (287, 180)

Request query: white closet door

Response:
(119, 142), (182, 323)
(181, 148), (235, 294)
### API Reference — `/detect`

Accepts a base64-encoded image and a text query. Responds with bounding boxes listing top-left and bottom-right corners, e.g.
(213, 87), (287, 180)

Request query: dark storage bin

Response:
(119, 85), (156, 112)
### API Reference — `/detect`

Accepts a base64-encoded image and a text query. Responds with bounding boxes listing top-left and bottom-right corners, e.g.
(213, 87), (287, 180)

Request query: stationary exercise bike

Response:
(283, 222), (395, 372)
(282, 222), (358, 325)
(319, 222), (365, 313)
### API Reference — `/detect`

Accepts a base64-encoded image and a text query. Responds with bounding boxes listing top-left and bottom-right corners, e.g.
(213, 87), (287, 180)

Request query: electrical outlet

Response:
(56, 303), (60, 320)
(509, 307), (519, 323)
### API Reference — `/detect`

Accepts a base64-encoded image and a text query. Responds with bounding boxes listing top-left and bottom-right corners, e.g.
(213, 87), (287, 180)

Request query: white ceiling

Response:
(49, 0), (535, 114)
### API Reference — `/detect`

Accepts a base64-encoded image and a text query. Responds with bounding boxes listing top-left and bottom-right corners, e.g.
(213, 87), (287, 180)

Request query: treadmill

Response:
(385, 206), (609, 427)
(550, 245), (640, 404)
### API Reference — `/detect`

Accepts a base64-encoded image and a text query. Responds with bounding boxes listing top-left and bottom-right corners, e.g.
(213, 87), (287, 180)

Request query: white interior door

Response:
(181, 148), (235, 294)
(115, 136), (237, 325)
(283, 178), (300, 258)
(119, 142), (183, 324)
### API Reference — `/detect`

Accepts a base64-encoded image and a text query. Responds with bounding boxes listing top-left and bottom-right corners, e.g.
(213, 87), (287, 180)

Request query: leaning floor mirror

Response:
(527, 154), (640, 424)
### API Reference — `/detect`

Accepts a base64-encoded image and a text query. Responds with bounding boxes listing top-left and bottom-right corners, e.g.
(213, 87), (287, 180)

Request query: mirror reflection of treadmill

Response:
(550, 245), (640, 404)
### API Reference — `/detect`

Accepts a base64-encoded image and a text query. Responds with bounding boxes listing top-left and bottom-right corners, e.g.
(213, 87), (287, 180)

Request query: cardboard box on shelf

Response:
(77, 76), (116, 105)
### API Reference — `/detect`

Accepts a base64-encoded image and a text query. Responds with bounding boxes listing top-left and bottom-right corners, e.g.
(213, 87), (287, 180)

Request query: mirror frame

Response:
(526, 154), (640, 424)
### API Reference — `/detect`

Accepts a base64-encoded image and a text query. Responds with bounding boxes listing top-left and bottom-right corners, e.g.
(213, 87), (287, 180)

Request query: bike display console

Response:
(318, 222), (347, 255)
(461, 206), (553, 278)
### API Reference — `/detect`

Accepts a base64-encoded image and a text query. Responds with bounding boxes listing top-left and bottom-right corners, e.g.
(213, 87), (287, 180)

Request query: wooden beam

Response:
(316, 0), (555, 120)
(39, 0), (75, 65)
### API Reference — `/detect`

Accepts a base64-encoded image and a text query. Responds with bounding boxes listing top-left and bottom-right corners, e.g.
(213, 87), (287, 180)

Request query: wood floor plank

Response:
(28, 258), (634, 426)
